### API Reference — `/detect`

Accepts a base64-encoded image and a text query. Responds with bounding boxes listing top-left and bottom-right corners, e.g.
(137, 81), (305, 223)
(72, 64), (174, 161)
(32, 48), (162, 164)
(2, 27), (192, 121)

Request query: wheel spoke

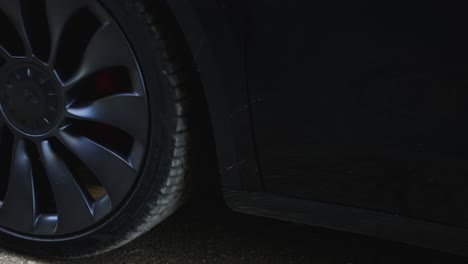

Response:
(38, 140), (95, 234)
(0, 138), (36, 233)
(0, 0), (149, 236)
(0, 44), (11, 60)
(0, 0), (32, 56)
(45, 0), (90, 66)
(64, 22), (137, 87)
(58, 131), (137, 206)
(67, 94), (148, 142)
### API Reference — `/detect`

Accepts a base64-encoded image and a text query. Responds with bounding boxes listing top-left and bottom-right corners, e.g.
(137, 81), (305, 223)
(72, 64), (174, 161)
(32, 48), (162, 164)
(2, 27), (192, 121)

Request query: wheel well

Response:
(140, 0), (221, 195)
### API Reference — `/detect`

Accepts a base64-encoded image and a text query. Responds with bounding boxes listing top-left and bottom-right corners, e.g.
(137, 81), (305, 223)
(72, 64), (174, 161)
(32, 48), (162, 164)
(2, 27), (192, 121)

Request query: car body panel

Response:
(166, 0), (468, 255)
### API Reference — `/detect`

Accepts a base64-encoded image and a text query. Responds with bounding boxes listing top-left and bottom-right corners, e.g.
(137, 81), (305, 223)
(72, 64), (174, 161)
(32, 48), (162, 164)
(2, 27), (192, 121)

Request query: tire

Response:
(0, 0), (195, 258)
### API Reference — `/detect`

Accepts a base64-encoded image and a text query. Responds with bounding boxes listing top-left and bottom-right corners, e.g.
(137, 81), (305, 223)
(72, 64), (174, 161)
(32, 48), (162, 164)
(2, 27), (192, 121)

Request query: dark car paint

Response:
(166, 0), (468, 255)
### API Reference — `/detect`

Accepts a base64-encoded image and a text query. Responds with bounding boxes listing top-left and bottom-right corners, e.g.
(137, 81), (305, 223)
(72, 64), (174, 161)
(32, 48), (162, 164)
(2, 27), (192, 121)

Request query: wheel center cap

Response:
(0, 64), (62, 136)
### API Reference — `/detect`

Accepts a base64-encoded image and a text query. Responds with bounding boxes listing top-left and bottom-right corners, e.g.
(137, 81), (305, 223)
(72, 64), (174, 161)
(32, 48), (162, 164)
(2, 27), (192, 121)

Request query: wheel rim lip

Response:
(0, 60), (65, 140)
(0, 0), (151, 238)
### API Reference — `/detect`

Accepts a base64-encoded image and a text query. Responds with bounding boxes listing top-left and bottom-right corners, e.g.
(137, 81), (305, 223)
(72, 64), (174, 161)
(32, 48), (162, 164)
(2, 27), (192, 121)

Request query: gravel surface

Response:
(1, 192), (468, 264)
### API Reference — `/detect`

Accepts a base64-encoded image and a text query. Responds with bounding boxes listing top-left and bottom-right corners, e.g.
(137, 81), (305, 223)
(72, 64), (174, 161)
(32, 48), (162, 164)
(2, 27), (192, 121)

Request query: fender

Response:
(165, 0), (262, 191)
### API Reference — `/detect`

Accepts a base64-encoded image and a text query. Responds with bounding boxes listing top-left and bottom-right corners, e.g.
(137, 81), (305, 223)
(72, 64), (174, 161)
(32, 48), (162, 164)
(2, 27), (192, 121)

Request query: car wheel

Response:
(0, 0), (193, 257)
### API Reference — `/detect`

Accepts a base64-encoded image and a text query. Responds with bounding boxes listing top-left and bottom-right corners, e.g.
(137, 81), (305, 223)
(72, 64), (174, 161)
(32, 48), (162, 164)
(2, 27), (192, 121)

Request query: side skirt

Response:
(224, 190), (468, 256)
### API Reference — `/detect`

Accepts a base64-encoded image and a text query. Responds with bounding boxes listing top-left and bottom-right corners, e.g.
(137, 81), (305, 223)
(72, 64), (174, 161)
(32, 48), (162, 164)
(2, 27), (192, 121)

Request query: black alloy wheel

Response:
(0, 0), (192, 256)
(0, 0), (149, 236)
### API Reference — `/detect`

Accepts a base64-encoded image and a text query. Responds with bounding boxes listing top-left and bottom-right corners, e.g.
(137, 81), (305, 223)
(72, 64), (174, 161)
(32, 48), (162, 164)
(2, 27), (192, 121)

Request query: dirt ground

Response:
(1, 192), (468, 264)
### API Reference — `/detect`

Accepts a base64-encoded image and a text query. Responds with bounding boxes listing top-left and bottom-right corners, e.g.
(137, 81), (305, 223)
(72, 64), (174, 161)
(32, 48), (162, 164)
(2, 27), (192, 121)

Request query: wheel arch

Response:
(160, 0), (262, 191)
